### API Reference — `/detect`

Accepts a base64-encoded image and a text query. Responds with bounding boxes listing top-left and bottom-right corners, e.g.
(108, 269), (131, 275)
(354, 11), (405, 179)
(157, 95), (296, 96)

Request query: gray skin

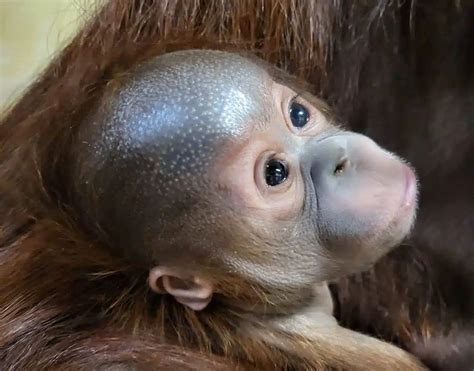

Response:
(73, 49), (417, 313)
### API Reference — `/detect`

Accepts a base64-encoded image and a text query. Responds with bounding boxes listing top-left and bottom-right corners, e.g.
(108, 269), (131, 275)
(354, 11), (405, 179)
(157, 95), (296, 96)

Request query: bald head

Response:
(89, 50), (273, 191)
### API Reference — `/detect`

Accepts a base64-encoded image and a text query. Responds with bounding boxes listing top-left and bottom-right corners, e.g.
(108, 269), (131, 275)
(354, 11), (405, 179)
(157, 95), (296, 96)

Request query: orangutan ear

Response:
(148, 266), (213, 311)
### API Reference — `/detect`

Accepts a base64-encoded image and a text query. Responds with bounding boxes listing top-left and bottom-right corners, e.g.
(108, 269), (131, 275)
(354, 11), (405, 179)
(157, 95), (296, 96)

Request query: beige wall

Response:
(0, 0), (96, 110)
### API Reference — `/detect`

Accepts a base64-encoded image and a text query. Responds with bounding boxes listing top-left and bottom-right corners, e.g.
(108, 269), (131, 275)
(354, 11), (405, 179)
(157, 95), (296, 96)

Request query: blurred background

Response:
(0, 0), (96, 110)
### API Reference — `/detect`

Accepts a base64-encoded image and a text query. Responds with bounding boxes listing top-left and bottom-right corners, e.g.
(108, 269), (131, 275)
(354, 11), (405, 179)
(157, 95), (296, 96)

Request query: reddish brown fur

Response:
(1, 0), (473, 369)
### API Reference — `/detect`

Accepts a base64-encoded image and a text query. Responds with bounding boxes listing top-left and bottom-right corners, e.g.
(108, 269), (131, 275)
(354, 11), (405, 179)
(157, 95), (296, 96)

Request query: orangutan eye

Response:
(289, 101), (310, 128)
(265, 159), (288, 186)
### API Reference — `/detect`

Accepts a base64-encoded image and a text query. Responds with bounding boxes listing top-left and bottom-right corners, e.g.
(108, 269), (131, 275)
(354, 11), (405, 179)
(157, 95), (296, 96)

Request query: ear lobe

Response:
(148, 267), (213, 311)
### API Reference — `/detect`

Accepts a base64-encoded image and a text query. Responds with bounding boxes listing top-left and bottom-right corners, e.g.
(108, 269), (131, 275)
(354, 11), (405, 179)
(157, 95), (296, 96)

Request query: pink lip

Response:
(402, 165), (417, 208)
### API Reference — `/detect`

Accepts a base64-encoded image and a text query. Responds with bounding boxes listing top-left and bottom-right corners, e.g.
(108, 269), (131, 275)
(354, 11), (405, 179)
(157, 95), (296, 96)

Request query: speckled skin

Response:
(74, 50), (273, 262)
(99, 51), (271, 191)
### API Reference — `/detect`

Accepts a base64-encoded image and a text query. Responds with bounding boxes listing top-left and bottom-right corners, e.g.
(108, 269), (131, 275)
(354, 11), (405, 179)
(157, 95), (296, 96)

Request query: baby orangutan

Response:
(2, 50), (423, 370)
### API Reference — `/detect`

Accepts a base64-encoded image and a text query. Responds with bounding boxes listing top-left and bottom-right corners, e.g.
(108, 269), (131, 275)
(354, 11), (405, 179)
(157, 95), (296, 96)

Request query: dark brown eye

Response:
(265, 159), (288, 186)
(289, 101), (310, 128)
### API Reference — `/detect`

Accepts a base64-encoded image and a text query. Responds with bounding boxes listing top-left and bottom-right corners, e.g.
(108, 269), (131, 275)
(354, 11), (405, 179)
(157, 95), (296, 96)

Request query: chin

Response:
(378, 204), (418, 253)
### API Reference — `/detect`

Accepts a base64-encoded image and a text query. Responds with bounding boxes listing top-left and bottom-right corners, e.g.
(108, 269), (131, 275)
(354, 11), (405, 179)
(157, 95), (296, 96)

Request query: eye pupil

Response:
(289, 102), (309, 128)
(265, 159), (288, 186)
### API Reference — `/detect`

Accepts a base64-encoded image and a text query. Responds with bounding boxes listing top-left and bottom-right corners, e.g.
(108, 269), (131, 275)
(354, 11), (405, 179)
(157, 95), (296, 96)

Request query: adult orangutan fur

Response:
(0, 46), (425, 371)
(0, 0), (473, 370)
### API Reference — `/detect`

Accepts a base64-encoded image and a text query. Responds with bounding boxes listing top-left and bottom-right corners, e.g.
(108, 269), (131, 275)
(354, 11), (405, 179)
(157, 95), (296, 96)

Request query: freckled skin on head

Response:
(74, 49), (418, 311)
(100, 50), (273, 189)
(76, 50), (274, 257)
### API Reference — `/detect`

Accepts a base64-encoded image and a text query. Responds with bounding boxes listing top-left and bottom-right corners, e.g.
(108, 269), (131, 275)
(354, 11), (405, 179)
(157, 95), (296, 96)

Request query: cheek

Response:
(225, 168), (305, 221)
(264, 177), (305, 220)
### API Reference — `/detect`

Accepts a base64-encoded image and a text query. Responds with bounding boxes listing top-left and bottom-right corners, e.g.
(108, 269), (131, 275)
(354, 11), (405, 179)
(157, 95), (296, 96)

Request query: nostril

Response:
(334, 157), (350, 175)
